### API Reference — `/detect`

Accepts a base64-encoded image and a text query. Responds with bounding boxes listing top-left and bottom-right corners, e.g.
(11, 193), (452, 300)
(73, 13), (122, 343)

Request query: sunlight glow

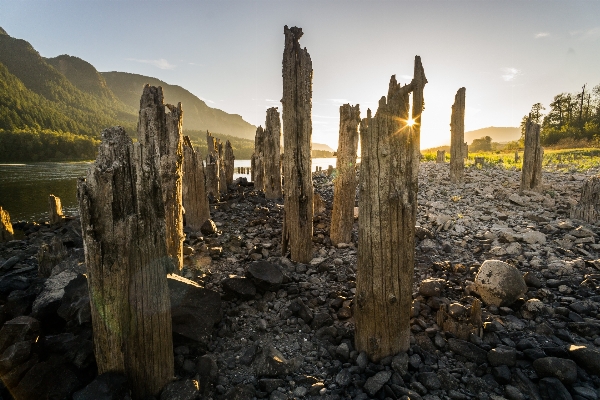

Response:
(407, 118), (415, 126)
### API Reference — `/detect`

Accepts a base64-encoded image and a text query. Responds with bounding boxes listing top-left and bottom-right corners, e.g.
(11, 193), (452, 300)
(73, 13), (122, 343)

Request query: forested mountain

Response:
(465, 127), (520, 145)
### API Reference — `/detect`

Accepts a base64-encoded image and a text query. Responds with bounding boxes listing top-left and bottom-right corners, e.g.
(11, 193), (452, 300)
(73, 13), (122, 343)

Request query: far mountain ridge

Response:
(465, 126), (520, 145)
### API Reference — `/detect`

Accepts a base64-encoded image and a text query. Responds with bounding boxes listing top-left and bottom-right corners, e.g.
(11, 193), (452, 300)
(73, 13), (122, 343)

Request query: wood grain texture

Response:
(450, 87), (466, 183)
(264, 107), (282, 199)
(520, 119), (543, 192)
(182, 135), (210, 231)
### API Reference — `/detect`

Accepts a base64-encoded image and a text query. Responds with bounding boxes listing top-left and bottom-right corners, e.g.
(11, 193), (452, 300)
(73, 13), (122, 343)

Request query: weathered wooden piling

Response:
(463, 142), (468, 159)
(281, 25), (313, 263)
(48, 194), (64, 224)
(182, 136), (210, 231)
(436, 150), (445, 163)
(264, 107), (282, 199)
(77, 126), (174, 399)
(571, 175), (600, 223)
(139, 86), (184, 272)
(224, 140), (235, 187)
(217, 140), (227, 194)
(520, 118), (543, 192)
(330, 103), (360, 246)
(355, 56), (427, 361)
(0, 206), (13, 242)
(450, 87), (466, 183)
(475, 157), (485, 166)
(252, 126), (265, 191)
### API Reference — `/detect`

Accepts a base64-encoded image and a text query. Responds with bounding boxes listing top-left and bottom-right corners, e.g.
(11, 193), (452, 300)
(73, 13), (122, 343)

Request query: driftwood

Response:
(281, 25), (313, 263)
(182, 136), (210, 231)
(48, 194), (64, 224)
(77, 126), (173, 399)
(520, 119), (543, 192)
(571, 175), (600, 223)
(355, 56), (427, 361)
(0, 206), (13, 242)
(450, 87), (466, 183)
(264, 107), (282, 199)
(330, 103), (360, 245)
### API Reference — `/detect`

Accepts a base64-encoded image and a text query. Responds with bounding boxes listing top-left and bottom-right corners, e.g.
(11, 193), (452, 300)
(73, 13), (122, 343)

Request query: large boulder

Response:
(73, 372), (130, 400)
(245, 261), (283, 292)
(31, 270), (78, 323)
(474, 260), (527, 307)
(57, 274), (91, 325)
(0, 316), (39, 354)
(168, 274), (221, 344)
(568, 344), (600, 376)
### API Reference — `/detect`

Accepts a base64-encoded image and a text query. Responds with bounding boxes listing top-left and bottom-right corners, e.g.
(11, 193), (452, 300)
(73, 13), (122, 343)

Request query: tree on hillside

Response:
(470, 136), (492, 152)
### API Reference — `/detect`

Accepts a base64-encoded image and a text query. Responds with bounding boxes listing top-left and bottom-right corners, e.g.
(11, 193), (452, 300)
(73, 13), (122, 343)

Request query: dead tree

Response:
(77, 126), (173, 399)
(182, 136), (210, 230)
(264, 107), (282, 199)
(520, 119), (543, 192)
(0, 207), (13, 242)
(281, 25), (313, 263)
(450, 87), (466, 183)
(252, 126), (265, 191)
(48, 194), (64, 224)
(436, 150), (445, 163)
(355, 56), (427, 361)
(330, 104), (360, 245)
(224, 140), (235, 186)
(139, 86), (184, 272)
(571, 175), (600, 223)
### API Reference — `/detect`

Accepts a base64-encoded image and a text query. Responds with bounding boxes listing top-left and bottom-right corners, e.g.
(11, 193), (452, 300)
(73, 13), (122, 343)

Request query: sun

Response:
(406, 118), (415, 126)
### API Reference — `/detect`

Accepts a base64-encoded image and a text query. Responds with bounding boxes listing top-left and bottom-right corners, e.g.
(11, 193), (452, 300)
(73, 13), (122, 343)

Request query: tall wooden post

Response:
(217, 140), (227, 194)
(182, 136), (210, 231)
(436, 150), (445, 163)
(224, 140), (235, 187)
(281, 25), (313, 263)
(138, 86), (184, 272)
(330, 104), (360, 245)
(520, 118), (543, 192)
(264, 107), (282, 199)
(252, 126), (265, 191)
(450, 87), (466, 183)
(205, 131), (220, 199)
(77, 126), (174, 399)
(0, 207), (13, 242)
(355, 56), (427, 361)
(571, 175), (600, 223)
(48, 194), (64, 224)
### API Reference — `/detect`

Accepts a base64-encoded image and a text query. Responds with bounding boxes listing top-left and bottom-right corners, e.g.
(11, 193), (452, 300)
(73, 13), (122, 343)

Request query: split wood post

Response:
(515, 150), (520, 162)
(48, 194), (64, 224)
(217, 140), (227, 194)
(450, 87), (466, 183)
(182, 136), (210, 231)
(571, 175), (600, 223)
(330, 103), (360, 246)
(252, 126), (265, 191)
(520, 118), (543, 192)
(0, 206), (13, 242)
(436, 150), (445, 163)
(355, 56), (427, 361)
(475, 157), (484, 166)
(139, 86), (184, 272)
(224, 140), (235, 187)
(281, 25), (313, 263)
(205, 132), (220, 199)
(77, 126), (173, 399)
(264, 107), (282, 199)
(463, 142), (468, 159)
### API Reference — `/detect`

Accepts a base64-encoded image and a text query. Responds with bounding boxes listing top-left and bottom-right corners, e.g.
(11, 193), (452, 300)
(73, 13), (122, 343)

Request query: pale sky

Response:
(1, 0), (599, 150)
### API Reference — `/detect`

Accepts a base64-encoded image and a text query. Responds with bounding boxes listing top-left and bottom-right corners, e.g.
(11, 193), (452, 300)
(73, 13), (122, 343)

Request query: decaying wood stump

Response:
(281, 25), (313, 263)
(138, 85), (184, 272)
(205, 156), (220, 199)
(355, 56), (427, 361)
(48, 194), (64, 224)
(37, 236), (67, 278)
(450, 87), (466, 183)
(0, 207), (13, 242)
(252, 126), (265, 191)
(182, 136), (210, 231)
(224, 140), (235, 187)
(77, 126), (173, 399)
(515, 150), (520, 162)
(264, 107), (282, 199)
(330, 103), (360, 245)
(436, 298), (483, 340)
(463, 142), (468, 159)
(520, 119), (543, 192)
(217, 140), (227, 194)
(474, 157), (484, 166)
(436, 150), (445, 163)
(571, 175), (600, 223)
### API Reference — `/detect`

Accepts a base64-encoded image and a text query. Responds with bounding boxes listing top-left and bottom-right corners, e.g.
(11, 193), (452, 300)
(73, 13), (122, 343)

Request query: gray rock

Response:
(222, 277), (256, 300)
(32, 270), (78, 318)
(418, 371), (441, 390)
(533, 357), (577, 385)
(0, 340), (31, 373)
(488, 345), (516, 367)
(160, 380), (199, 400)
(474, 260), (527, 307)
(538, 377), (573, 400)
(72, 372), (130, 400)
(246, 261), (283, 292)
(419, 278), (446, 297)
(571, 386), (598, 400)
(57, 273), (91, 325)
(223, 384), (255, 400)
(335, 369), (352, 386)
(363, 370), (392, 396)
(448, 338), (488, 364)
(200, 219), (218, 235)
(1, 256), (20, 271)
(252, 345), (301, 377)
(258, 379), (284, 393)
(0, 316), (39, 354)
(568, 344), (600, 376)
(392, 352), (409, 375)
(523, 272), (542, 288)
(503, 385), (524, 400)
(356, 351), (368, 370)
(335, 343), (350, 362)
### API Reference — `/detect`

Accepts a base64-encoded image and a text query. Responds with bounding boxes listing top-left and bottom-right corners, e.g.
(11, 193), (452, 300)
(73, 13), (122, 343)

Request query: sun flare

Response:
(407, 118), (415, 126)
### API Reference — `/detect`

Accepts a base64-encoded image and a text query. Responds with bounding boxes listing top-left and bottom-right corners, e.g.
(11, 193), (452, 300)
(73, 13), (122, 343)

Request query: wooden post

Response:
(224, 140), (235, 187)
(571, 175), (600, 223)
(0, 206), (13, 242)
(330, 104), (360, 246)
(281, 25), (313, 263)
(450, 87), (466, 183)
(436, 150), (445, 163)
(182, 136), (210, 231)
(355, 56), (426, 361)
(463, 142), (468, 159)
(264, 107), (282, 199)
(520, 119), (543, 192)
(48, 194), (64, 224)
(77, 126), (173, 399)
(252, 126), (265, 191)
(138, 86), (184, 272)
(475, 157), (484, 166)
(515, 150), (520, 162)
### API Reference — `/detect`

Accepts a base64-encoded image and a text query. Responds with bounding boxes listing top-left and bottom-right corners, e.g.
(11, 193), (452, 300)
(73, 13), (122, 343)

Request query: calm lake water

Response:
(0, 158), (339, 222)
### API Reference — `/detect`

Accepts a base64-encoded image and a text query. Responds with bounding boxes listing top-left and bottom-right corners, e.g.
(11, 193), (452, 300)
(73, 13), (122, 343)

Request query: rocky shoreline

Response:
(1, 162), (600, 400)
